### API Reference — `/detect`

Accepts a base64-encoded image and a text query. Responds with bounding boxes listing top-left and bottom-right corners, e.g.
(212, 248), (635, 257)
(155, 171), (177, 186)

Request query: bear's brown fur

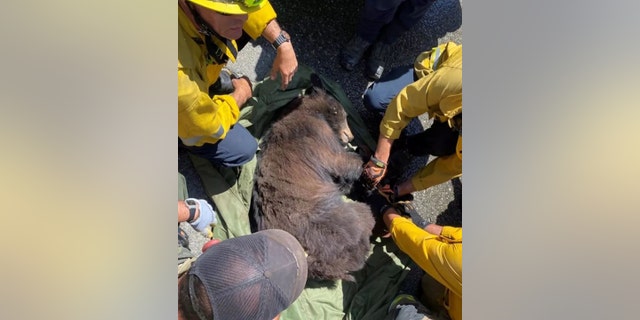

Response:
(254, 85), (375, 281)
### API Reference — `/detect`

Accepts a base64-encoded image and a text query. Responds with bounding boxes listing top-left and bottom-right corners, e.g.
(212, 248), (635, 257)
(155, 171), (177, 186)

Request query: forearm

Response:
(373, 135), (394, 164)
(262, 19), (283, 43)
(262, 19), (295, 65)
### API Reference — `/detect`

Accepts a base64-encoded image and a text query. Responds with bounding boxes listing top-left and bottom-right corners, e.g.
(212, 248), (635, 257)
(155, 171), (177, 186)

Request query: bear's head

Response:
(301, 75), (354, 145)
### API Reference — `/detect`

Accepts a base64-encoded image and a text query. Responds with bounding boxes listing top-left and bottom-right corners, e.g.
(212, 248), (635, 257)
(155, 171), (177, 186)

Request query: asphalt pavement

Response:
(179, 0), (462, 263)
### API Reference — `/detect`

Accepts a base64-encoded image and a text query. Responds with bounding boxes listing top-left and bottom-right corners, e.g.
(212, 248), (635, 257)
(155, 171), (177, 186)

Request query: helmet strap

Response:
(188, 4), (230, 64)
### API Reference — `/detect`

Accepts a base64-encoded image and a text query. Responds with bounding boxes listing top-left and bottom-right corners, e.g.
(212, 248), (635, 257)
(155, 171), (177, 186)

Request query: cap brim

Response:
(189, 1), (264, 15)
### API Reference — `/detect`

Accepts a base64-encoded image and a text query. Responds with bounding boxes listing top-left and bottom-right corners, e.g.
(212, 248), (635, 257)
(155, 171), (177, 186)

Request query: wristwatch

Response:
(185, 198), (198, 222)
(271, 30), (291, 49)
(369, 155), (386, 168)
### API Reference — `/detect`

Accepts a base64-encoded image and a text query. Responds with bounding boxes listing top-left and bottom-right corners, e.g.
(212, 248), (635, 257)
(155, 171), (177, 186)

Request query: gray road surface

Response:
(179, 0), (462, 264)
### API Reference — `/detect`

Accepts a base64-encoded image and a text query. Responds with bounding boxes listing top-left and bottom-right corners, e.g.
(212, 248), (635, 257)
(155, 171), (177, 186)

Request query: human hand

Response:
(364, 189), (392, 218)
(391, 200), (418, 219)
(270, 43), (298, 90)
(187, 198), (217, 233)
(378, 184), (414, 203)
(361, 155), (387, 189)
(230, 76), (253, 107)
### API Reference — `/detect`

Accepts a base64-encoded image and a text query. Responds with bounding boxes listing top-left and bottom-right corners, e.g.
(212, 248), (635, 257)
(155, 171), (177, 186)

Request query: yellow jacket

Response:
(379, 42), (462, 191)
(178, 2), (277, 146)
(390, 217), (462, 320)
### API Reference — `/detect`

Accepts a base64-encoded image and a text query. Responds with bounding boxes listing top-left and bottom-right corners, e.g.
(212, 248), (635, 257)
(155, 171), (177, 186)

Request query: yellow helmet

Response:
(187, 0), (266, 15)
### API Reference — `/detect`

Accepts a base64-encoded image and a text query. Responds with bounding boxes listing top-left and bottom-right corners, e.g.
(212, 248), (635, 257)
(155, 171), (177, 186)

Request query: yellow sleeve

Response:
(389, 218), (462, 298)
(379, 66), (462, 140)
(379, 76), (429, 140)
(178, 65), (240, 146)
(243, 1), (277, 39)
(410, 135), (462, 191)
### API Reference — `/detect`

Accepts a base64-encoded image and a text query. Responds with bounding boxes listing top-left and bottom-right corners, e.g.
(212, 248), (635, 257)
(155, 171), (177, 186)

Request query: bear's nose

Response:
(341, 127), (354, 144)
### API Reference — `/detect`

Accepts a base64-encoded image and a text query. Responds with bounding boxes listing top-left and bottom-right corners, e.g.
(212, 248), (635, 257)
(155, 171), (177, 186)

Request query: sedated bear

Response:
(253, 79), (375, 281)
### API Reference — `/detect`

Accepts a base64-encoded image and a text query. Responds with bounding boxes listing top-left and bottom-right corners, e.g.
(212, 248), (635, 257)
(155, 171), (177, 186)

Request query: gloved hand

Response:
(387, 199), (429, 229)
(364, 189), (393, 238)
(209, 69), (235, 95)
(364, 189), (392, 218)
(378, 184), (414, 204)
(361, 155), (387, 189)
(187, 198), (218, 234)
(209, 69), (253, 97)
(391, 200), (418, 219)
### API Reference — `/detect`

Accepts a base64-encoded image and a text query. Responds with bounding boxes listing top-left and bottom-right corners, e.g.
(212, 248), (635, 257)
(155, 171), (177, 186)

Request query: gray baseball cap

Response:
(188, 229), (308, 320)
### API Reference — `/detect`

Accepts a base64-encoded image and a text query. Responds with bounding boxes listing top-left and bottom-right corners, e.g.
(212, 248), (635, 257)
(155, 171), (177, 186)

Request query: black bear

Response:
(253, 78), (375, 281)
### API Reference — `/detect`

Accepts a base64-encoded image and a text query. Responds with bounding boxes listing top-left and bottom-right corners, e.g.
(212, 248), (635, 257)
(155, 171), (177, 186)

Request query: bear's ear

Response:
(306, 73), (326, 96)
(310, 73), (324, 89)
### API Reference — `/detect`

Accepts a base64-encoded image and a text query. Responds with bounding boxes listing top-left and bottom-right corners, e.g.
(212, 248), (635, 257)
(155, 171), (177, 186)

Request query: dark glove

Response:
(209, 69), (235, 95)
(209, 69), (252, 96)
(364, 189), (394, 238)
(378, 184), (414, 204)
(389, 199), (429, 228)
(391, 200), (418, 219)
(364, 188), (392, 218)
(361, 155), (387, 189)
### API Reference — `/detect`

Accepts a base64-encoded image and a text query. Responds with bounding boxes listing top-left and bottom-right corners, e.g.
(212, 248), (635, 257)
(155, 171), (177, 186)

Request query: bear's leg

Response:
(303, 198), (375, 281)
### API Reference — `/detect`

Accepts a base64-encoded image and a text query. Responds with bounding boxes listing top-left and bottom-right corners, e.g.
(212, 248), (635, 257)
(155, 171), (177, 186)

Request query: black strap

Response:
(188, 276), (210, 320)
(190, 5), (233, 64)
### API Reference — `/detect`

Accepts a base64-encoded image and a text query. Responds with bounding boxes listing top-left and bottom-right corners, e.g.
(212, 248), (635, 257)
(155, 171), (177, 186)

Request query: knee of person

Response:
(363, 86), (386, 113)
(234, 138), (257, 166)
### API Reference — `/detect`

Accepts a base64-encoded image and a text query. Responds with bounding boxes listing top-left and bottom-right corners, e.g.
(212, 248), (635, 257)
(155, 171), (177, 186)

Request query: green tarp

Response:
(187, 65), (414, 319)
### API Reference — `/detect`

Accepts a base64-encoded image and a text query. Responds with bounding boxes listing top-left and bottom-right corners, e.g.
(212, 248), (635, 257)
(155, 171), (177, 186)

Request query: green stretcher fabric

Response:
(186, 65), (412, 320)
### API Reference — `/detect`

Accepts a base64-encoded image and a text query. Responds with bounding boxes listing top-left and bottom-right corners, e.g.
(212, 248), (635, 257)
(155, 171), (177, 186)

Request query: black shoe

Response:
(397, 261), (426, 297)
(366, 41), (394, 80)
(178, 226), (190, 249)
(340, 36), (372, 71)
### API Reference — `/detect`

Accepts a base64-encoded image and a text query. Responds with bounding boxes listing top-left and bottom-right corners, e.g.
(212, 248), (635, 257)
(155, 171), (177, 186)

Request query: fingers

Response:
(279, 67), (297, 90)
(280, 73), (288, 90)
(269, 68), (288, 90)
(202, 238), (222, 252)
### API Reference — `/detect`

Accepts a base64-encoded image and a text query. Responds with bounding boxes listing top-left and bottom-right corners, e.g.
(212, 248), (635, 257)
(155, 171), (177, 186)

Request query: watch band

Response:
(185, 198), (198, 222)
(369, 155), (386, 168)
(272, 30), (290, 49)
